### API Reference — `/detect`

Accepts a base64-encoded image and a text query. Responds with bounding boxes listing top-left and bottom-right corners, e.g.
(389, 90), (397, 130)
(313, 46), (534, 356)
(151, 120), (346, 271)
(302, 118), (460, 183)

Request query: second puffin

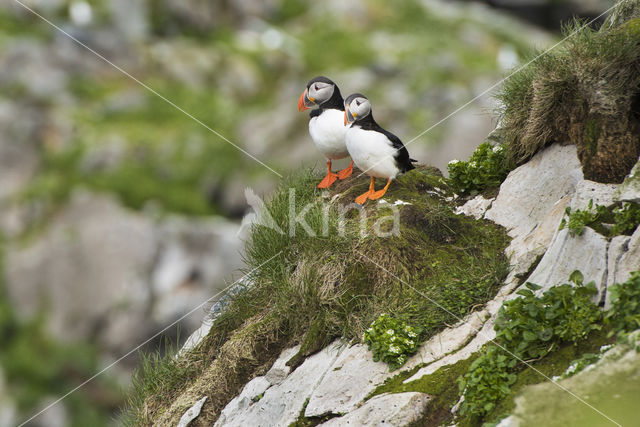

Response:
(344, 93), (416, 205)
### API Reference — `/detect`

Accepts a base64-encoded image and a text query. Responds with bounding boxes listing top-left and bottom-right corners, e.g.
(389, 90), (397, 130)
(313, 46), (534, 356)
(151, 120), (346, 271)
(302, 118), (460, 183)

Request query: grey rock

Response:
(608, 226), (640, 297)
(150, 216), (244, 332)
(216, 346), (300, 424)
(6, 191), (156, 351)
(615, 157), (640, 203)
(319, 392), (431, 427)
(214, 342), (344, 427)
(456, 195), (493, 219)
(305, 344), (390, 417)
(604, 235), (632, 310)
(485, 144), (583, 275)
(525, 227), (608, 298)
(176, 396), (207, 427)
(109, 0), (149, 41)
(570, 180), (619, 210)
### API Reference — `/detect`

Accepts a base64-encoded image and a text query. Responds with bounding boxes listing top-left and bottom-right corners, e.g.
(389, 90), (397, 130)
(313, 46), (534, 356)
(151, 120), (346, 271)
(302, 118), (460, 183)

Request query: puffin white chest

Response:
(308, 109), (349, 160)
(346, 127), (399, 179)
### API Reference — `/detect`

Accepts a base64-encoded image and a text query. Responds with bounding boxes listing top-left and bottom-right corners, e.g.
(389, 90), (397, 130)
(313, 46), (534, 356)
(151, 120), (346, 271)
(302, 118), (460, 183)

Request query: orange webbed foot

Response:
(354, 176), (376, 204)
(355, 191), (371, 205)
(368, 179), (392, 200)
(317, 172), (338, 189)
(337, 161), (354, 180)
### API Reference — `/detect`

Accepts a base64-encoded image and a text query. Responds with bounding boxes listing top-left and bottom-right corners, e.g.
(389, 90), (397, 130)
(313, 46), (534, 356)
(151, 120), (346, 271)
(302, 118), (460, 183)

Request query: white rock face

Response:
(615, 157), (640, 203)
(485, 144), (583, 275)
(305, 344), (390, 417)
(319, 392), (431, 427)
(569, 180), (619, 210)
(604, 235), (632, 309)
(215, 342), (343, 427)
(405, 309), (489, 370)
(456, 195), (494, 219)
(177, 396), (207, 427)
(216, 345), (301, 425)
(524, 227), (608, 297)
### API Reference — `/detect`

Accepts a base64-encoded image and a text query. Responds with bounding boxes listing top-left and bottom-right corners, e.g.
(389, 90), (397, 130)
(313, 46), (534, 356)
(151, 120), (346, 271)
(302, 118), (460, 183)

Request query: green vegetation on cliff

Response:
(123, 166), (510, 425)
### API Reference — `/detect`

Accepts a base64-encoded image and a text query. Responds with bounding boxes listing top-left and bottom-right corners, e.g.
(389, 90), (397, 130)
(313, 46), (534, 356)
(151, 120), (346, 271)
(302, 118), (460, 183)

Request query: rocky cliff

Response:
(131, 3), (640, 425)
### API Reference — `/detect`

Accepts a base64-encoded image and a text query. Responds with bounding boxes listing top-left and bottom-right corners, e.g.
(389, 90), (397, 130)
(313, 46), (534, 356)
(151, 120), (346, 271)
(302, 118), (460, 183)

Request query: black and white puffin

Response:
(298, 76), (353, 188)
(343, 93), (416, 205)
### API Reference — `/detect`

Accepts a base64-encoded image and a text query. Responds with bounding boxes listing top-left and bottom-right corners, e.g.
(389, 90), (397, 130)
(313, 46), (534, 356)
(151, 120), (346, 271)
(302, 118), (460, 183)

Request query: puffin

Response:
(343, 93), (416, 205)
(298, 76), (353, 188)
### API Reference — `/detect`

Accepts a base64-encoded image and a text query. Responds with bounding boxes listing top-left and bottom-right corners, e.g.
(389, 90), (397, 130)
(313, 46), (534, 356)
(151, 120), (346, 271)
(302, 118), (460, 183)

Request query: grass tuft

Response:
(496, 11), (640, 183)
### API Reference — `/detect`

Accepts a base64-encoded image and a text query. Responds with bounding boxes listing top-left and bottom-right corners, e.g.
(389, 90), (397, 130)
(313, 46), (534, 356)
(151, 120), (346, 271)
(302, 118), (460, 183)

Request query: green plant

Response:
(611, 202), (640, 235)
(447, 143), (513, 195)
(460, 270), (602, 417)
(363, 314), (421, 370)
(459, 345), (517, 416)
(606, 270), (640, 335)
(560, 200), (640, 237)
(559, 199), (609, 236)
(495, 271), (601, 359)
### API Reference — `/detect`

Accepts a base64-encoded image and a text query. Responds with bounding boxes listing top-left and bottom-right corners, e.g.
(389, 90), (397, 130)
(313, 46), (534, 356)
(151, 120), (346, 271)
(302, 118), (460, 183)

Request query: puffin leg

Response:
(336, 160), (354, 180)
(369, 178), (392, 200)
(317, 160), (338, 189)
(355, 176), (376, 205)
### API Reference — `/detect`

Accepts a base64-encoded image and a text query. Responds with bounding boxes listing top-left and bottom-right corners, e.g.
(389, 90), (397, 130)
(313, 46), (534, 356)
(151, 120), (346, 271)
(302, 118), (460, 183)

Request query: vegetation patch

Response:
(559, 199), (640, 237)
(496, 7), (640, 183)
(363, 314), (421, 370)
(458, 271), (604, 421)
(124, 166), (510, 425)
(606, 271), (640, 335)
(447, 142), (514, 196)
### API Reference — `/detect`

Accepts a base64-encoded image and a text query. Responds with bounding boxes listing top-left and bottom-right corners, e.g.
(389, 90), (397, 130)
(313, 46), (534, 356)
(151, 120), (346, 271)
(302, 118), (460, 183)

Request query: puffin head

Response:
(344, 93), (371, 126)
(298, 76), (337, 111)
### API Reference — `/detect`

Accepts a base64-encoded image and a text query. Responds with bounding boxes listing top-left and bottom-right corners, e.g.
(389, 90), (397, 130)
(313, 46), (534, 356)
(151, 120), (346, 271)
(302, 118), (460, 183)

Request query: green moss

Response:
(483, 329), (614, 424)
(371, 355), (479, 426)
(584, 117), (601, 155)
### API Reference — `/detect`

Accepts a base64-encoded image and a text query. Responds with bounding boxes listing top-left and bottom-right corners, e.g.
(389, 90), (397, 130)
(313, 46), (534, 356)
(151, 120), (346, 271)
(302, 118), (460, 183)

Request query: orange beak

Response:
(344, 110), (348, 126)
(298, 89), (310, 111)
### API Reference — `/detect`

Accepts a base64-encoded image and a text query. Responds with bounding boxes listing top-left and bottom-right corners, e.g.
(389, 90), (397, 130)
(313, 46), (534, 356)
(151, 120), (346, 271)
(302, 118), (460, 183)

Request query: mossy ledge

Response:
(123, 165), (510, 425)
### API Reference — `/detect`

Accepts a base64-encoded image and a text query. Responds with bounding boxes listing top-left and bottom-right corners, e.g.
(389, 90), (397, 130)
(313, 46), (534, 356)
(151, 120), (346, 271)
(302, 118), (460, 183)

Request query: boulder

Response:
(319, 392), (431, 426)
(485, 144), (583, 275)
(524, 227), (608, 297)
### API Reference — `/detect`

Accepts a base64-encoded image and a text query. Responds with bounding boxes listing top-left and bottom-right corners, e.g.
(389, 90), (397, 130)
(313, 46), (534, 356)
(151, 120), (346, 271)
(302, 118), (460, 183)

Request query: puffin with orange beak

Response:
(298, 76), (353, 188)
(344, 93), (416, 205)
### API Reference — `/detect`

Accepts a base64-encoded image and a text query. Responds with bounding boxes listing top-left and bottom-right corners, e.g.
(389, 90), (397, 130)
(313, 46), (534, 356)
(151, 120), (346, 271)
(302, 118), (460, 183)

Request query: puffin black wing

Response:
(378, 128), (416, 173)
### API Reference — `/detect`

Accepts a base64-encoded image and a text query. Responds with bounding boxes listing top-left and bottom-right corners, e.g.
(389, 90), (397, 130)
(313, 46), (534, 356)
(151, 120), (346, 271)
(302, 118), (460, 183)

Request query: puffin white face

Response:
(298, 80), (335, 111)
(344, 96), (371, 126)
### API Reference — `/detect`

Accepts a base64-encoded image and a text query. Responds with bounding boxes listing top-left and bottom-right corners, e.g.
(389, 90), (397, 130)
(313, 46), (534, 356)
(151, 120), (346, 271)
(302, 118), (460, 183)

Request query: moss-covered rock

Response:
(125, 166), (510, 425)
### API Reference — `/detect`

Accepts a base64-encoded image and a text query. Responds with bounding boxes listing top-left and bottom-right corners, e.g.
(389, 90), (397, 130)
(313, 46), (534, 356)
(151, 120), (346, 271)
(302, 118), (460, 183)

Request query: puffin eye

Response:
(356, 100), (361, 106)
(314, 84), (319, 91)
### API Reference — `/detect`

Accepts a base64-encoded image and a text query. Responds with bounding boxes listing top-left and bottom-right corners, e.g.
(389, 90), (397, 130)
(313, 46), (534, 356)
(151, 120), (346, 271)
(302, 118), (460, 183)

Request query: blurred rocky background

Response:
(0, 0), (613, 425)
